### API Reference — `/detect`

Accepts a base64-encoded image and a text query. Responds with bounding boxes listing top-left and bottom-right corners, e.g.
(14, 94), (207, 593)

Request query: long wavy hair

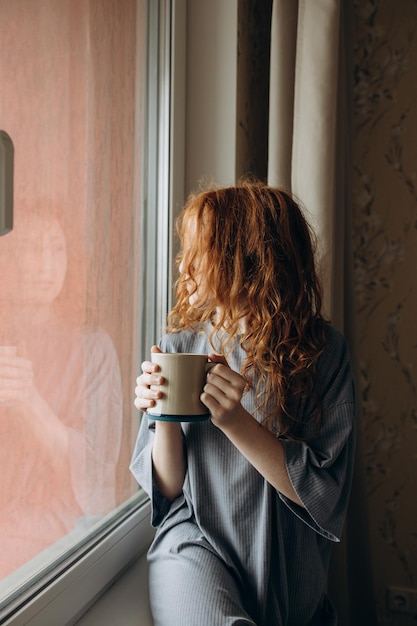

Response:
(168, 181), (328, 437)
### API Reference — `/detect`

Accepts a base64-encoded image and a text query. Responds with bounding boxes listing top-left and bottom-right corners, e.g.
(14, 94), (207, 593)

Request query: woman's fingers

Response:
(134, 348), (164, 411)
(206, 363), (246, 395)
(201, 363), (247, 422)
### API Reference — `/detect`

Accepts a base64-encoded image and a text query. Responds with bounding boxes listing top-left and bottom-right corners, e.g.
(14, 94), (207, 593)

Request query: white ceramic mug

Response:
(147, 353), (214, 422)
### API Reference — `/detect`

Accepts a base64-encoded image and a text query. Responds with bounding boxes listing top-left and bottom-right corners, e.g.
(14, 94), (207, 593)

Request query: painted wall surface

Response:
(185, 0), (238, 193)
(353, 1), (417, 624)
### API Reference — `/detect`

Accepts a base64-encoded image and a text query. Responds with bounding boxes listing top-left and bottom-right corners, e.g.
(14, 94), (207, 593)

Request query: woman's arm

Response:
(0, 349), (72, 488)
(134, 346), (187, 501)
(152, 421), (186, 501)
(201, 355), (303, 507)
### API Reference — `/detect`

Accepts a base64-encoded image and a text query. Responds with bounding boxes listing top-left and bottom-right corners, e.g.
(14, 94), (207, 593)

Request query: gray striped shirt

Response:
(130, 324), (355, 625)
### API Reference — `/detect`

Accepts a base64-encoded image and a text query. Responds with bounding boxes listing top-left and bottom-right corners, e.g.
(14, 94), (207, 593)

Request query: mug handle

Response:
(205, 361), (216, 376)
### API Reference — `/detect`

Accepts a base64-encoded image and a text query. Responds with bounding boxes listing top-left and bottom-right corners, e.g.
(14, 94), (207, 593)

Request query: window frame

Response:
(1, 498), (154, 625)
(0, 0), (184, 622)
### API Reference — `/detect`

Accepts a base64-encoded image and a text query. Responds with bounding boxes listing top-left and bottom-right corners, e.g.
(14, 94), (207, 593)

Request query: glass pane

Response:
(0, 0), (146, 590)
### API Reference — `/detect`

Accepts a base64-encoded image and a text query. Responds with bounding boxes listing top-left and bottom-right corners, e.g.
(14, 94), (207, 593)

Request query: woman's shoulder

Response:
(159, 325), (210, 354)
(323, 323), (349, 358)
(318, 323), (355, 407)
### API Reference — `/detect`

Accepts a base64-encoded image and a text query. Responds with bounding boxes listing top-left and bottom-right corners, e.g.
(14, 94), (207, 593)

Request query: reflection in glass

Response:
(0, 206), (123, 577)
(0, 0), (145, 585)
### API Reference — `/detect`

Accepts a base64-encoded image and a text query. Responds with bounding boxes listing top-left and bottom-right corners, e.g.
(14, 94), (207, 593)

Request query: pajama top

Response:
(130, 323), (356, 625)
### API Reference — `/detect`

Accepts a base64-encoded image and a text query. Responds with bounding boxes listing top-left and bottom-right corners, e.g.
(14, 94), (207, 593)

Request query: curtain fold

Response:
(267, 0), (298, 191)
(236, 0), (273, 181)
(269, 0), (340, 323)
(237, 1), (377, 623)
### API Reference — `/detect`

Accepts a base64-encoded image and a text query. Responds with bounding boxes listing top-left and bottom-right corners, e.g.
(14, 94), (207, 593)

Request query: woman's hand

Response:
(134, 345), (164, 412)
(0, 346), (35, 410)
(202, 355), (303, 506)
(201, 354), (248, 428)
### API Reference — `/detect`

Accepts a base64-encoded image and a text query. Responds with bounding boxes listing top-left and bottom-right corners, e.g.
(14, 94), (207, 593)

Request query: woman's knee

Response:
(148, 545), (256, 625)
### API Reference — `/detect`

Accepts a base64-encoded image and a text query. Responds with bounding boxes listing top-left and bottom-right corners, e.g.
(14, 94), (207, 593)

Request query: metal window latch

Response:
(0, 130), (14, 236)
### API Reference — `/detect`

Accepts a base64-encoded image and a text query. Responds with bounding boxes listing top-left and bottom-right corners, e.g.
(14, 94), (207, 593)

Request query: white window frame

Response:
(0, 0), (186, 623)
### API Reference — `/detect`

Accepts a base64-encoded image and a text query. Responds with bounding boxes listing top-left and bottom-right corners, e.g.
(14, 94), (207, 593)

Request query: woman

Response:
(131, 181), (355, 625)
(0, 205), (122, 578)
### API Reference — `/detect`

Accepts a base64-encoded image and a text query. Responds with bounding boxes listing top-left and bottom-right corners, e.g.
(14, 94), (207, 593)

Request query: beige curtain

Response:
(268, 0), (342, 324)
(237, 1), (377, 624)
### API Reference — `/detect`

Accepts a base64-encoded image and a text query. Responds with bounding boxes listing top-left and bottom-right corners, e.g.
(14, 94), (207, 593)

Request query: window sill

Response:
(1, 499), (155, 626)
(75, 552), (154, 626)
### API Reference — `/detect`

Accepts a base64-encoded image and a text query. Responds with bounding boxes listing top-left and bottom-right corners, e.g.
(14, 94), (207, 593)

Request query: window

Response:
(0, 0), (174, 622)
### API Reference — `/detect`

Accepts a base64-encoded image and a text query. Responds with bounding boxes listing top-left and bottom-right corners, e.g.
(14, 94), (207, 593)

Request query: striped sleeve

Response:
(130, 416), (179, 526)
(281, 401), (355, 541)
(279, 328), (356, 542)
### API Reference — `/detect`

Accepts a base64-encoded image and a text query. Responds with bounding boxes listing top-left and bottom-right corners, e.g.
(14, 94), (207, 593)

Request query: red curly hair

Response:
(168, 180), (328, 437)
